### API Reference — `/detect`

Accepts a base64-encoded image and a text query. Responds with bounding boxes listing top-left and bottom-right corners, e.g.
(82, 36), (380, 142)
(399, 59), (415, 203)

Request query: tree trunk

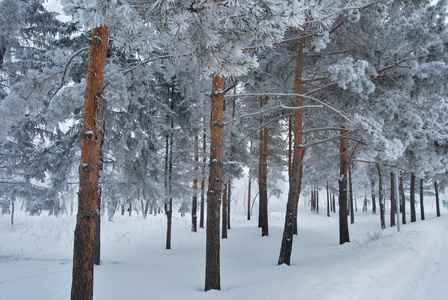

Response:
(338, 129), (350, 244)
(349, 165), (354, 224)
(420, 178), (425, 221)
(332, 194), (336, 214)
(278, 39), (306, 265)
(376, 164), (386, 230)
(165, 96), (174, 249)
(390, 172), (396, 227)
(327, 181), (330, 217)
(205, 74), (224, 291)
(434, 181), (441, 217)
(227, 179), (231, 230)
(222, 181), (228, 239)
(316, 187), (319, 214)
(247, 178), (252, 220)
(410, 173), (416, 222)
(371, 180), (376, 214)
(11, 200), (14, 226)
(400, 172), (406, 225)
(93, 188), (101, 265)
(200, 126), (206, 229)
(259, 106), (269, 236)
(192, 135), (199, 232)
(71, 25), (109, 300)
(143, 199), (149, 219)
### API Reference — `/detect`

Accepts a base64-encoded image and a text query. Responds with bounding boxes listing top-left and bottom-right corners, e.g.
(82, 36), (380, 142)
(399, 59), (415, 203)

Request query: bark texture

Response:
(278, 40), (305, 265)
(338, 130), (350, 244)
(192, 135), (199, 232)
(390, 172), (396, 227)
(71, 25), (109, 300)
(258, 103), (269, 236)
(420, 179), (425, 221)
(400, 172), (406, 225)
(410, 173), (416, 222)
(205, 74), (224, 291)
(435, 181), (441, 217)
(222, 181), (228, 239)
(200, 126), (206, 229)
(376, 164), (386, 230)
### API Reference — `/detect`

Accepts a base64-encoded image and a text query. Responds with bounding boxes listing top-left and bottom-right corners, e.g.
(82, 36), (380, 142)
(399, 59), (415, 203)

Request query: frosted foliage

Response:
(0, 92), (27, 142)
(44, 82), (86, 131)
(328, 57), (377, 97)
(105, 65), (129, 111)
(347, 9), (361, 24)
(61, 0), (154, 52)
(0, 0), (24, 54)
(153, 0), (294, 76)
(310, 31), (330, 52)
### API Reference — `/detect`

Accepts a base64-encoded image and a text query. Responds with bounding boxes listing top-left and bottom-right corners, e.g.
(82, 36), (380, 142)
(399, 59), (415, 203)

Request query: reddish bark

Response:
(278, 39), (305, 265)
(205, 74), (224, 291)
(339, 130), (350, 244)
(71, 25), (109, 300)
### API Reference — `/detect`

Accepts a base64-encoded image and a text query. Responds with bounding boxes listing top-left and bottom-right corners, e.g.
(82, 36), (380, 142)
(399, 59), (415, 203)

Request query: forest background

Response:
(1, 0), (448, 298)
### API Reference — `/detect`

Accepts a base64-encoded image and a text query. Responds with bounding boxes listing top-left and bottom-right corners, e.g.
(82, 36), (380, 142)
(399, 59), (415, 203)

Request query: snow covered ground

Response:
(1, 200), (447, 300)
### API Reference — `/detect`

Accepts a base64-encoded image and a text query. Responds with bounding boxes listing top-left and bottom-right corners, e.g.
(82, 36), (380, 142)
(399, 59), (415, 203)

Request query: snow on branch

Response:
(224, 92), (360, 130)
(44, 47), (90, 113)
(301, 130), (358, 149)
(223, 104), (322, 126)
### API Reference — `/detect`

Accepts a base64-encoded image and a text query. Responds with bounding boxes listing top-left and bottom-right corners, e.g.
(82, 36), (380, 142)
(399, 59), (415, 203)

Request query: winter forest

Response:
(1, 0), (448, 299)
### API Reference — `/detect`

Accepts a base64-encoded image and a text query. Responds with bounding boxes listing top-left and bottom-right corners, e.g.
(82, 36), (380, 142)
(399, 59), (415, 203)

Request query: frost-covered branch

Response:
(300, 130), (358, 149)
(225, 92), (359, 130)
(352, 160), (408, 171)
(303, 127), (351, 134)
(123, 53), (192, 75)
(45, 47), (90, 112)
(223, 104), (322, 126)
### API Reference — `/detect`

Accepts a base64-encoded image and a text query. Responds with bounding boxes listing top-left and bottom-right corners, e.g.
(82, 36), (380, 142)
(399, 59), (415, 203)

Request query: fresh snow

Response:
(1, 200), (447, 300)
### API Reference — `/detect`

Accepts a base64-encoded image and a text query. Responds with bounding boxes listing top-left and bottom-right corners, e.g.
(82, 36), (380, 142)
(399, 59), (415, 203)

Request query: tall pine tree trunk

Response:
(192, 135), (199, 232)
(71, 25), (109, 300)
(227, 180), (231, 230)
(327, 181), (330, 217)
(93, 188), (101, 265)
(410, 173), (416, 222)
(371, 180), (376, 214)
(278, 39), (306, 265)
(200, 126), (206, 229)
(420, 178), (425, 220)
(165, 96), (174, 250)
(247, 178), (252, 220)
(258, 101), (269, 236)
(11, 199), (14, 226)
(434, 181), (441, 217)
(222, 181), (228, 239)
(390, 172), (396, 227)
(205, 74), (224, 291)
(349, 165), (354, 224)
(400, 172), (406, 224)
(376, 164), (386, 230)
(338, 129), (350, 244)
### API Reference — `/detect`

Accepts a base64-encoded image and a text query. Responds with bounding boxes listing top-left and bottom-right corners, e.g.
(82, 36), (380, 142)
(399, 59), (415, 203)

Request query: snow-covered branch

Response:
(224, 92), (359, 130)
(223, 104), (322, 126)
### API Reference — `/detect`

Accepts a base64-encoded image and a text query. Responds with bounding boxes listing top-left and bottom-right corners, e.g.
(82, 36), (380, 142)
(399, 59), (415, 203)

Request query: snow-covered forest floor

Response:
(1, 199), (447, 300)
